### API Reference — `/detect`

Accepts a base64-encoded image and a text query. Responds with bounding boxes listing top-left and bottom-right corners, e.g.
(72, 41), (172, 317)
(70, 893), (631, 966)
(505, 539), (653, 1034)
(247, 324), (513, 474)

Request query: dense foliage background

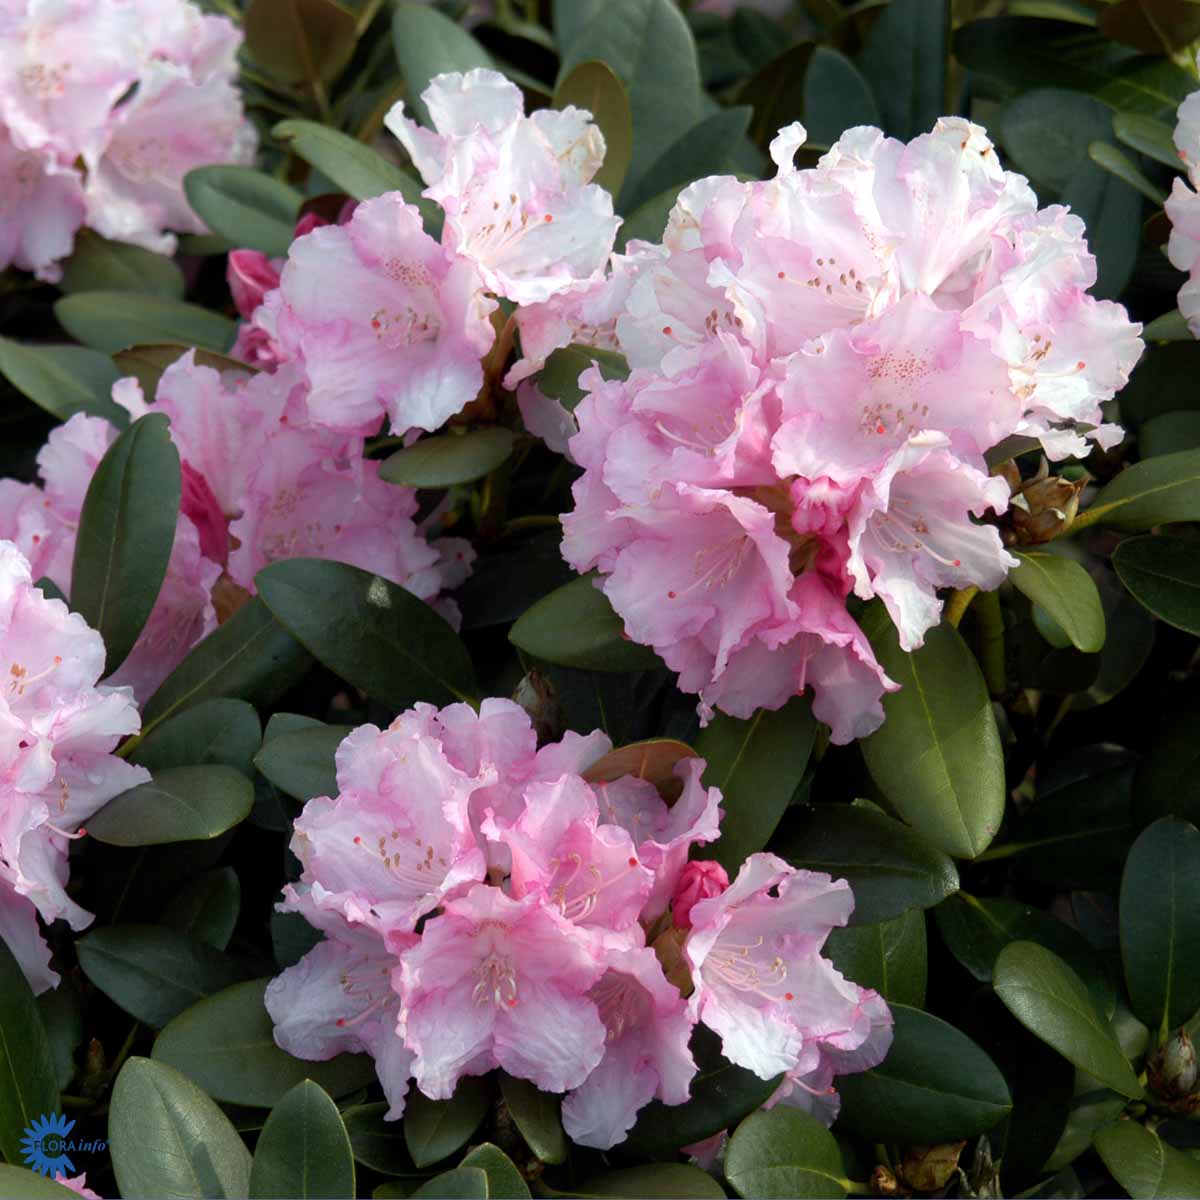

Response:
(3, 0), (1200, 1198)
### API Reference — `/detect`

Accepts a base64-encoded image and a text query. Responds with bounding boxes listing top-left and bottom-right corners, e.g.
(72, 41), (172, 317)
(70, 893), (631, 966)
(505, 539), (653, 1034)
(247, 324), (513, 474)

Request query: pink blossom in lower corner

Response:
(0, 541), (149, 994)
(264, 701), (891, 1149)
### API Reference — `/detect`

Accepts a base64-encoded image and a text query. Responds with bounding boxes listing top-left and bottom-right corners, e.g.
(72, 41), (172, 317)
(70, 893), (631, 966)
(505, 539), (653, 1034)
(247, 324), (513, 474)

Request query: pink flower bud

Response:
(226, 248), (280, 319)
(672, 860), (729, 929)
(180, 460), (229, 565)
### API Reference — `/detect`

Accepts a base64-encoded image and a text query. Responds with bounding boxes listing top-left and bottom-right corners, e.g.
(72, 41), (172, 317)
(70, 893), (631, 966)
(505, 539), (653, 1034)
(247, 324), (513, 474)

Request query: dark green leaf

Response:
(138, 597), (313, 744)
(860, 614), (1005, 860)
(271, 911), (323, 972)
(1010, 551), (1106, 653)
(1044, 1090), (1127, 1173)
(1135, 693), (1200, 826)
(553, 60), (633, 198)
(1140, 412), (1200, 460)
(410, 1168), (488, 1199)
(55, 292), (236, 355)
(380, 429), (516, 488)
(1113, 112), (1181, 167)
(343, 1103), (412, 1176)
(404, 1077), (490, 1168)
(88, 766), (254, 846)
(696, 697), (815, 875)
(498, 1074), (566, 1165)
(1084, 448), (1200, 530)
(802, 47), (880, 146)
(622, 1025), (780, 1156)
(0, 337), (125, 424)
(59, 229), (185, 298)
(778, 803), (959, 925)
(249, 1080), (355, 1199)
(509, 574), (661, 672)
(459, 1144), (530, 1199)
(36, 988), (81, 1092)
(1088, 140), (1165, 204)
(164, 868), (242, 951)
(391, 2), (492, 126)
(1113, 534), (1200, 636)
(0, 939), (58, 1167)
(726, 1108), (847, 1200)
(244, 0), (357, 86)
(111, 344), (252, 400)
(273, 119), (425, 204)
(152, 979), (376, 1107)
(535, 344), (628, 411)
(580, 1164), (726, 1198)
(993, 941), (1144, 1098)
(71, 412), (180, 671)
(738, 43), (814, 150)
(824, 909), (927, 1007)
(836, 1005), (1012, 1142)
(614, 185), (678, 249)
(257, 558), (477, 708)
(0, 1167), (80, 1197)
(183, 166), (301, 258)
(560, 0), (704, 203)
(130, 698), (262, 776)
(254, 722), (351, 801)
(77, 924), (244, 1028)
(109, 1057), (251, 1199)
(1094, 1120), (1200, 1198)
(1119, 817), (1200, 1035)
(857, 0), (946, 140)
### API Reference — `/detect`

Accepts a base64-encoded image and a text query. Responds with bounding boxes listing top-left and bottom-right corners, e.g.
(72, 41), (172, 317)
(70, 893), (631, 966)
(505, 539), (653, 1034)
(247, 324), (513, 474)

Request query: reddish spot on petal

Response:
(628, 857), (638, 867)
(1076, 360), (1086, 370)
(777, 271), (785, 280)
(54, 656), (61, 664)
(507, 997), (518, 1006)
(662, 325), (673, 336)
(335, 1018), (346, 1027)
(31, 534), (40, 544)
(876, 424), (886, 434)
(353, 835), (362, 844)
(77, 828), (85, 837)
(785, 992), (794, 1001)
(668, 590), (677, 599)
(953, 559), (961, 567)
(544, 214), (553, 222)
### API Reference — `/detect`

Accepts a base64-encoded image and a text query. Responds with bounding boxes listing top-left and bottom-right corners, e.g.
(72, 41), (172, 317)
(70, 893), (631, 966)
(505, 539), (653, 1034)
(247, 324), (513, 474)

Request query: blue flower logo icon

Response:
(21, 1112), (76, 1177)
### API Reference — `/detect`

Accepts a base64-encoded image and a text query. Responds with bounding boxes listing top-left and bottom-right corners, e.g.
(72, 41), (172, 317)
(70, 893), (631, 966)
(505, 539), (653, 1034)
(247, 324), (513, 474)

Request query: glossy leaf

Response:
(342, 1103), (412, 1176)
(622, 1025), (780, 1156)
(36, 987), (81, 1093)
(55, 291), (235, 355)
(110, 1057), (251, 1199)
(1119, 817), (1200, 1035)
(1113, 534), (1200, 636)
(0, 938), (58, 1167)
(993, 941), (1144, 1098)
(459, 1144), (531, 1199)
(244, 0), (357, 85)
(164, 868), (242, 951)
(71, 412), (179, 672)
(860, 615), (1005, 860)
(725, 1108), (847, 1200)
(111, 343), (251, 400)
(257, 558), (477, 708)
(778, 803), (959, 925)
(249, 1080), (355, 1199)
(58, 229), (185, 298)
(738, 43), (814, 151)
(152, 979), (376, 1107)
(1113, 112), (1180, 168)
(380, 429), (516, 487)
(836, 1005), (1012, 1142)
(1084, 448), (1200, 530)
(87, 766), (254, 846)
(1135, 694), (1200, 826)
(695, 697), (815, 877)
(1139, 411), (1200, 458)
(254, 721), (352, 801)
(1093, 1120), (1200, 1199)
(391, 2), (492, 126)
(509, 574), (661, 672)
(138, 597), (313, 744)
(0, 337), (125, 424)
(130, 697), (263, 777)
(274, 119), (424, 203)
(802, 46), (880, 146)
(405, 1078), (490, 1168)
(183, 166), (301, 258)
(577, 1165), (725, 1198)
(1010, 551), (1106, 653)
(498, 1074), (566, 1165)
(560, 0), (704, 201)
(553, 60), (633, 197)
(1087, 140), (1165, 205)
(76, 924), (245, 1029)
(857, 0), (946, 140)
(0, 1168), (80, 1197)
(824, 909), (927, 1008)
(535, 344), (628, 410)
(410, 1168), (488, 1198)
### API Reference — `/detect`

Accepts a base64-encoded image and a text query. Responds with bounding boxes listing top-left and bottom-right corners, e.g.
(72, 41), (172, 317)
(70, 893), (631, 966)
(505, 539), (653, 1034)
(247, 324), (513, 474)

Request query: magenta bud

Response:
(672, 860), (730, 929)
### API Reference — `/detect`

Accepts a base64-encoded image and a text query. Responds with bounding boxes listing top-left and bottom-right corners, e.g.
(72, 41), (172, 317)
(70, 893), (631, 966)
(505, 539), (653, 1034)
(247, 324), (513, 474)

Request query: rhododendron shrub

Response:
(0, 2), (1197, 1198)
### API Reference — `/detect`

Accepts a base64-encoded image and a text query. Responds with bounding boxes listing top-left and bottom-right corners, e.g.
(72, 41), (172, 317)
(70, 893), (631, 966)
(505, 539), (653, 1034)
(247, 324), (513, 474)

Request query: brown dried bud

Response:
(869, 1165), (908, 1197)
(511, 670), (564, 744)
(212, 573), (253, 624)
(900, 1141), (966, 1193)
(652, 925), (693, 997)
(1002, 461), (1085, 547)
(1149, 1028), (1199, 1102)
(84, 1037), (105, 1077)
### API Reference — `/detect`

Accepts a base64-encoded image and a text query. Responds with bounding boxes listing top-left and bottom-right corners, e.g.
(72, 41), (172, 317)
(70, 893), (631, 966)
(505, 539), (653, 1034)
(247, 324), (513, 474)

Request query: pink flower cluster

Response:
(0, 0), (255, 279)
(1166, 59), (1200, 336)
(0, 541), (149, 993)
(265, 701), (891, 1147)
(235, 69), (618, 436)
(1, 349), (471, 702)
(550, 119), (1142, 740)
